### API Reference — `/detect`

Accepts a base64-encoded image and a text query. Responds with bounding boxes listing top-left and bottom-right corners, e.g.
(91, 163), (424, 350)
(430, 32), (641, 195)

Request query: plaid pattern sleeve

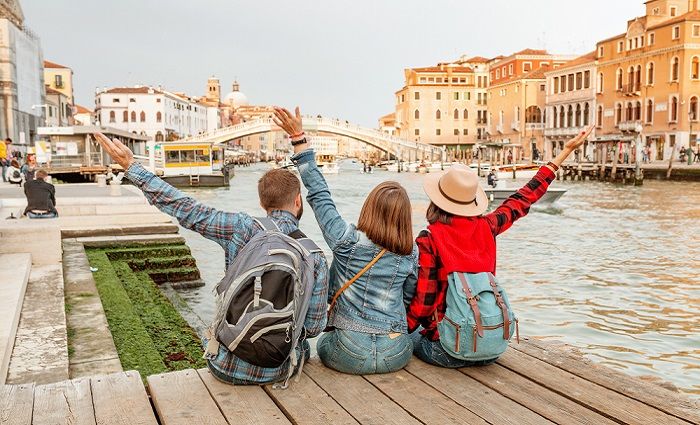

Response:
(406, 230), (448, 341)
(303, 252), (329, 338)
(125, 162), (245, 248)
(484, 166), (556, 236)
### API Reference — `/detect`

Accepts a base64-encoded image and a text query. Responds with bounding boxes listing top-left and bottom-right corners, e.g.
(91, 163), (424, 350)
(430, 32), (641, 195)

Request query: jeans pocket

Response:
(380, 338), (412, 373)
(322, 332), (368, 375)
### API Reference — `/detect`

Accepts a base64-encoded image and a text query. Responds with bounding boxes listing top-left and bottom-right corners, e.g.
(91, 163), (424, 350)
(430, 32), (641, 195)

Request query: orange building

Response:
(595, 0), (700, 162)
(487, 49), (574, 163)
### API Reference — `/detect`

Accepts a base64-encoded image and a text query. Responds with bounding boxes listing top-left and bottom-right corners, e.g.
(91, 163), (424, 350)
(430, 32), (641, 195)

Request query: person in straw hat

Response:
(406, 126), (594, 368)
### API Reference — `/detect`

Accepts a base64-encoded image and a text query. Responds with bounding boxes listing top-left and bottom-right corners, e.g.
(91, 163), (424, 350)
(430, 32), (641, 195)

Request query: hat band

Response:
(438, 179), (478, 206)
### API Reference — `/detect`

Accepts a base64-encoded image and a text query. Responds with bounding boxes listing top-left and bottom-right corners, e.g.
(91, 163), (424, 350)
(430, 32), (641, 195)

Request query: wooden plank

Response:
(497, 348), (689, 425)
(32, 377), (95, 425)
(264, 369), (358, 425)
(365, 369), (489, 425)
(405, 360), (553, 425)
(0, 383), (34, 425)
(91, 370), (158, 425)
(147, 369), (227, 425)
(461, 363), (617, 425)
(512, 340), (700, 424)
(197, 368), (290, 424)
(303, 360), (420, 425)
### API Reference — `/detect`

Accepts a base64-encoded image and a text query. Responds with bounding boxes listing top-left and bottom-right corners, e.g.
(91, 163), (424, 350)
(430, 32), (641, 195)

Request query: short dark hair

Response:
(35, 169), (49, 180)
(426, 202), (454, 225)
(5, 138), (12, 143)
(258, 168), (301, 211)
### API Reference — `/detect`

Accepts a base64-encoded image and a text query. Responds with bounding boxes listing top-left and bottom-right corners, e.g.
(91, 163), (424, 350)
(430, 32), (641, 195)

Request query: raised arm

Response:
(274, 107), (353, 250)
(94, 133), (246, 248)
(485, 125), (593, 236)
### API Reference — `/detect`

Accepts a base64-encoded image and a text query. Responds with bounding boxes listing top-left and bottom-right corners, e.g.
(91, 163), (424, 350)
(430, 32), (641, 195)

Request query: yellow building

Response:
(595, 0), (700, 162)
(487, 49), (573, 163)
(392, 62), (481, 155)
(43, 60), (73, 105)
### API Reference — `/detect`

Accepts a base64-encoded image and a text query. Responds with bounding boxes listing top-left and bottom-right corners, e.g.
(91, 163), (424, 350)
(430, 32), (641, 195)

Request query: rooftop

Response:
(75, 104), (92, 114)
(548, 51), (597, 72)
(43, 60), (70, 69)
(103, 87), (162, 95)
(412, 65), (474, 73)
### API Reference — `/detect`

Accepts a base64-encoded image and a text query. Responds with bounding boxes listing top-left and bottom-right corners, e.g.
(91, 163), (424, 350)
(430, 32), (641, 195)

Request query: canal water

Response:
(176, 161), (700, 397)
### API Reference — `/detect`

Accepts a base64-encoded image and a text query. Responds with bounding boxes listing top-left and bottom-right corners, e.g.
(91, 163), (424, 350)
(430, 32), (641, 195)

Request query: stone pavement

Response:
(0, 254), (31, 385)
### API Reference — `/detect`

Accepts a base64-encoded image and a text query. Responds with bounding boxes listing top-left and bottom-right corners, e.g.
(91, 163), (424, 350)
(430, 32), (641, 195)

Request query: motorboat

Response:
(484, 181), (567, 204)
(495, 164), (540, 180)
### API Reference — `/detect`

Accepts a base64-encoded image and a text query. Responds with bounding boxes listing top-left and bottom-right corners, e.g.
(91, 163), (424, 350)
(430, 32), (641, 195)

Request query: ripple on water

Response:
(176, 165), (700, 397)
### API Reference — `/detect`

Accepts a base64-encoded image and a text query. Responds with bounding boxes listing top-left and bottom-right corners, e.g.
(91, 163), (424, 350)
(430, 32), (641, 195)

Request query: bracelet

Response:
(291, 137), (308, 146)
(290, 132), (305, 139)
(546, 161), (559, 172)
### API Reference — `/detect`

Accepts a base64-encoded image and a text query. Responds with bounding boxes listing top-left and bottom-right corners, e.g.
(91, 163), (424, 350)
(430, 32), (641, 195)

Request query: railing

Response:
(511, 121), (521, 131)
(525, 122), (545, 131)
(48, 153), (103, 169)
(496, 123), (504, 133)
(477, 119), (488, 125)
(544, 126), (585, 137)
(622, 84), (641, 95)
(618, 121), (643, 132)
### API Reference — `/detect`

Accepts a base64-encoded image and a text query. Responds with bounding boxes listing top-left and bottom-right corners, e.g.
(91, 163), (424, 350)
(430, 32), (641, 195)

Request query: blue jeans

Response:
(410, 331), (498, 368)
(26, 211), (57, 219)
(317, 328), (413, 375)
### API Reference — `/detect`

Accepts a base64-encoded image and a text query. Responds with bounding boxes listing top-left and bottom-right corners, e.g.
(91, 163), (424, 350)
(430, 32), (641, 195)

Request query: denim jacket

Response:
(292, 148), (417, 334)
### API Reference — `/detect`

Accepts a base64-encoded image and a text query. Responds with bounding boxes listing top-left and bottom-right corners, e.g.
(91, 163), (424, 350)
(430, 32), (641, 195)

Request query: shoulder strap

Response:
(457, 273), (484, 338)
(328, 249), (387, 317)
(288, 229), (322, 254)
(253, 216), (280, 232)
(487, 273), (511, 340)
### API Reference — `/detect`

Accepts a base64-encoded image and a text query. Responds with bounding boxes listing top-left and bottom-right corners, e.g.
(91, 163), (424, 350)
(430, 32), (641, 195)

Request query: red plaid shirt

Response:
(407, 166), (556, 341)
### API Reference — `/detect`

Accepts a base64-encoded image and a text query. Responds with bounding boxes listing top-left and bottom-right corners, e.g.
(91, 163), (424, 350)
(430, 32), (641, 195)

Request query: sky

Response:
(24, 0), (642, 127)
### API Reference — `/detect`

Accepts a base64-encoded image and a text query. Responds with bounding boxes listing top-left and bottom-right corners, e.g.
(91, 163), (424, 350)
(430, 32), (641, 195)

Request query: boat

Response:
(484, 181), (567, 204)
(495, 164), (540, 180)
(149, 141), (232, 187)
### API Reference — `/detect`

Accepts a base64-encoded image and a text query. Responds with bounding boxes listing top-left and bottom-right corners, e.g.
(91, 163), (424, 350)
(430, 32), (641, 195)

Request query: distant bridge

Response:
(179, 116), (444, 160)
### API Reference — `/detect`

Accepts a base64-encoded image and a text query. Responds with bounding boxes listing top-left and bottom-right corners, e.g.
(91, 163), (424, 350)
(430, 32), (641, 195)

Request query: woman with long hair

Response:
(274, 107), (417, 375)
(407, 127), (594, 367)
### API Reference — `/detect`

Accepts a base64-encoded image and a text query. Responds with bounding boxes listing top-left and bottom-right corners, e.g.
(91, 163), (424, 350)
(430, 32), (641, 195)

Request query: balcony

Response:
(525, 122), (545, 131)
(618, 121), (643, 133)
(477, 119), (488, 125)
(496, 123), (504, 134)
(621, 84), (641, 96)
(544, 126), (584, 137)
(511, 121), (521, 131)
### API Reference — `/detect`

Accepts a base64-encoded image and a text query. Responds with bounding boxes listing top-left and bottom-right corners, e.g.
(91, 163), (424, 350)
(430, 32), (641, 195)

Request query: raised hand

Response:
(272, 106), (303, 138)
(94, 132), (134, 170)
(564, 125), (595, 151)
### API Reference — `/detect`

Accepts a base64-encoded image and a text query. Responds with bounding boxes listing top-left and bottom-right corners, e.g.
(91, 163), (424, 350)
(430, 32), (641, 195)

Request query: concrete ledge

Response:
(77, 234), (186, 248)
(62, 223), (180, 239)
(0, 222), (62, 266)
(0, 254), (31, 385)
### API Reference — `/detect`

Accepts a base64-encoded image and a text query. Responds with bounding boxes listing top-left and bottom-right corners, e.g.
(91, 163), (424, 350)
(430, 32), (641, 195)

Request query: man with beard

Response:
(94, 132), (328, 385)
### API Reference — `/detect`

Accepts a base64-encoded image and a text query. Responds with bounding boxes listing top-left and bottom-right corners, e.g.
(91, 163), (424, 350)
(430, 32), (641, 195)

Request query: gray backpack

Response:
(204, 217), (321, 385)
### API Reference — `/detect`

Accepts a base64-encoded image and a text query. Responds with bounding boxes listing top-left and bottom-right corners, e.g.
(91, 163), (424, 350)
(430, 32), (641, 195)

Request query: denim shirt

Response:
(292, 149), (417, 334)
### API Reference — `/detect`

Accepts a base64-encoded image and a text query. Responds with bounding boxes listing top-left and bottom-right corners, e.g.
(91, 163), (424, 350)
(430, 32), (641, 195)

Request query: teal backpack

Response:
(437, 272), (519, 361)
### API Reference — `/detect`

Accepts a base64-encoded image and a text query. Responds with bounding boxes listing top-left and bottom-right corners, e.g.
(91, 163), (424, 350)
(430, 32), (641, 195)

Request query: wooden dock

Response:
(1, 339), (698, 425)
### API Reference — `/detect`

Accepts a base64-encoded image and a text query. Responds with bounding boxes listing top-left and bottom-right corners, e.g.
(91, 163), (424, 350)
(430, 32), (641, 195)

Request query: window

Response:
(463, 109), (468, 119)
(568, 74), (575, 92)
(508, 64), (514, 75)
(540, 84), (546, 92)
(414, 129), (420, 136)
(554, 76), (560, 93)
(598, 46), (604, 58)
(670, 6), (677, 16)
(436, 92), (442, 100)
(559, 107), (565, 128)
(626, 102), (633, 121)
(454, 129), (459, 135)
(436, 129), (441, 136)
(113, 98), (120, 103)
(140, 111), (146, 122)
(109, 111), (115, 123)
(567, 105), (573, 127)
(414, 109), (420, 120)
(131, 111), (136, 122)
(692, 57), (700, 79)
(523, 62), (532, 72)
(465, 92), (471, 100)
(496, 69), (501, 79)
(122, 111), (128, 122)
(646, 99), (653, 123)
(463, 129), (468, 135)
(129, 98), (136, 103)
(617, 68), (623, 90)
(634, 101), (642, 121)
(54, 75), (63, 88)
(584, 71), (591, 89)
(525, 105), (542, 124)
(670, 96), (679, 122)
(452, 78), (458, 83)
(615, 103), (622, 125)
(401, 94), (405, 103)
(561, 75), (567, 92)
(575, 104), (582, 127)
(648, 32), (655, 45)
(618, 41), (624, 52)
(672, 57), (680, 81)
(673, 26), (680, 40)
(454, 92), (460, 100)
(454, 108), (459, 119)
(635, 65), (642, 91)
(597, 105), (603, 127)
(436, 110), (441, 119)
(598, 73), (604, 93)
(694, 25), (700, 37)
(584, 103), (590, 126)
(576, 72), (583, 90)
(414, 92), (420, 100)
(156, 111), (162, 123)
(647, 62), (655, 85)
(420, 77), (426, 83)
(691, 96), (699, 121)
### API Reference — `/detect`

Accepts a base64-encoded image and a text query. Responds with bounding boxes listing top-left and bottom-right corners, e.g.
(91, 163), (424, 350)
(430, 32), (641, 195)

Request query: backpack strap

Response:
(487, 273), (511, 340)
(457, 273), (484, 338)
(288, 229), (322, 254)
(328, 249), (387, 319)
(253, 216), (280, 232)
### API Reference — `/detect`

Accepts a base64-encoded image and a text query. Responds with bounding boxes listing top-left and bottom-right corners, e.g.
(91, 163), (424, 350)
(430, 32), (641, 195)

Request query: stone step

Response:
(6, 264), (69, 385)
(56, 204), (159, 217)
(127, 256), (197, 272)
(146, 267), (201, 285)
(62, 223), (180, 239)
(106, 245), (191, 261)
(77, 234), (185, 249)
(0, 253), (31, 385)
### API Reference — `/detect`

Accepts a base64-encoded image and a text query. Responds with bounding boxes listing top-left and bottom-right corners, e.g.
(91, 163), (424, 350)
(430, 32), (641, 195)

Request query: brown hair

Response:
(357, 181), (413, 256)
(35, 169), (49, 180)
(258, 168), (301, 211)
(426, 202), (454, 225)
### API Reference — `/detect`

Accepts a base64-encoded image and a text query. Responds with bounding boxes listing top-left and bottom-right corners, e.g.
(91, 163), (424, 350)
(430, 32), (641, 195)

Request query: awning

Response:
(593, 134), (636, 143)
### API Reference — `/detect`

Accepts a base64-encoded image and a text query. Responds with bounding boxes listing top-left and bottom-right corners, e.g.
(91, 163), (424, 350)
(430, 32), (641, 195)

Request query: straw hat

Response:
(423, 164), (488, 217)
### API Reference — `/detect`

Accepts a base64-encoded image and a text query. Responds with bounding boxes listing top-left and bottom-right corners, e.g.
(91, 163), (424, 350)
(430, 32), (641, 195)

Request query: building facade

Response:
(43, 60), (73, 104)
(95, 86), (212, 141)
(0, 0), (45, 152)
(544, 52), (598, 161)
(392, 62), (480, 153)
(45, 87), (72, 127)
(595, 0), (700, 162)
(487, 49), (574, 163)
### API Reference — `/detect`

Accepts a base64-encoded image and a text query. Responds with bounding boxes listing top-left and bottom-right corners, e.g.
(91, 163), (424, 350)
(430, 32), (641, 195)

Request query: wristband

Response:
(291, 137), (308, 146)
(546, 161), (559, 172)
(290, 132), (305, 139)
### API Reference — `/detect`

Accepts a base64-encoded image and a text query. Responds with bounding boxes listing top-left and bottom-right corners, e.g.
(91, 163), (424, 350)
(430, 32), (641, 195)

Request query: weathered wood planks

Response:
(91, 371), (157, 425)
(32, 377), (94, 425)
(147, 369), (227, 425)
(0, 383), (34, 425)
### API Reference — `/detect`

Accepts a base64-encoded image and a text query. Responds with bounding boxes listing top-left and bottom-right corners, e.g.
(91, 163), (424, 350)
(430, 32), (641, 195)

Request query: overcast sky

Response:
(24, 0), (641, 126)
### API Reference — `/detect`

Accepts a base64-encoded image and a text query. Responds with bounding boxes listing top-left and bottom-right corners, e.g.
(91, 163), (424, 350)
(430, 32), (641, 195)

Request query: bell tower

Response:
(206, 76), (220, 103)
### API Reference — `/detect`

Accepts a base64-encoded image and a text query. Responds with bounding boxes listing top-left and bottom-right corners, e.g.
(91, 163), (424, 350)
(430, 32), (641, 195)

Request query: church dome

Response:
(224, 81), (249, 108)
